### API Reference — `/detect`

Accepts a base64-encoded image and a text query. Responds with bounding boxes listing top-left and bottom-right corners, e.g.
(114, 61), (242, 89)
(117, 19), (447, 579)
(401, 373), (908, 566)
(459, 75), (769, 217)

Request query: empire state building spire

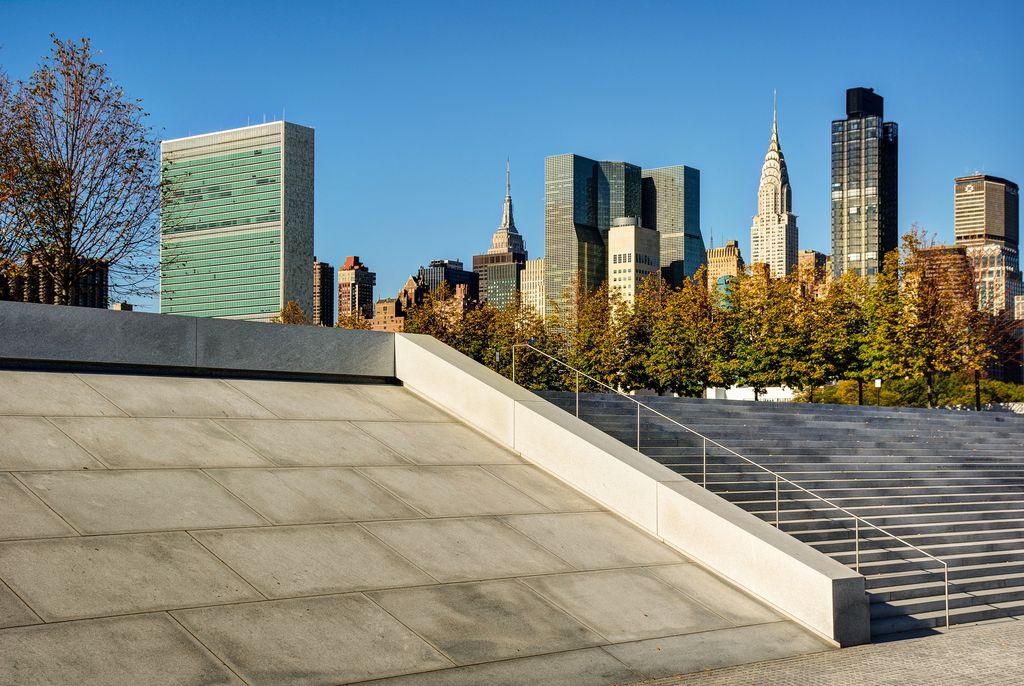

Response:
(489, 159), (525, 255)
(750, 94), (798, 276)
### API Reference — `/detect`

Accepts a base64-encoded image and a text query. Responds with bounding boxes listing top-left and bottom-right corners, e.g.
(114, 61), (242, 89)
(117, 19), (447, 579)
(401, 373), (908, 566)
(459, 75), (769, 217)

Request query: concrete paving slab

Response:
(483, 465), (600, 512)
(49, 417), (271, 469)
(77, 373), (275, 418)
(205, 467), (420, 524)
(226, 378), (400, 420)
(348, 647), (640, 686)
(0, 473), (77, 540)
(603, 621), (831, 681)
(0, 580), (39, 629)
(354, 385), (453, 421)
(359, 466), (549, 517)
(0, 613), (244, 686)
(355, 421), (523, 465)
(0, 371), (124, 417)
(502, 512), (688, 570)
(368, 579), (604, 665)
(216, 419), (408, 467)
(647, 562), (782, 626)
(172, 594), (451, 685)
(362, 517), (573, 582)
(0, 532), (261, 621)
(192, 523), (434, 597)
(18, 470), (267, 534)
(0, 416), (105, 471)
(523, 568), (733, 643)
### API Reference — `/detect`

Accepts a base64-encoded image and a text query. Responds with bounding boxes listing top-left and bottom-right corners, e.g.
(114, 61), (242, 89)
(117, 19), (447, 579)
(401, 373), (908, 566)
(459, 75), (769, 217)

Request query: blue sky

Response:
(4, 0), (1022, 310)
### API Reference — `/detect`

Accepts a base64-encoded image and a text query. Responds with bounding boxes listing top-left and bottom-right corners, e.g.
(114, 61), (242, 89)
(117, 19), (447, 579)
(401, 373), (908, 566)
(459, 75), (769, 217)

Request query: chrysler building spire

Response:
(750, 95), (798, 277)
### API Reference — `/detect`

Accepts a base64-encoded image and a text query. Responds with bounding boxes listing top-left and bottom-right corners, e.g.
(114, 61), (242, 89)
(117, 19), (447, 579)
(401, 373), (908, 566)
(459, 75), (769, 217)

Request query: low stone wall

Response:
(395, 333), (870, 647)
(0, 300), (395, 381)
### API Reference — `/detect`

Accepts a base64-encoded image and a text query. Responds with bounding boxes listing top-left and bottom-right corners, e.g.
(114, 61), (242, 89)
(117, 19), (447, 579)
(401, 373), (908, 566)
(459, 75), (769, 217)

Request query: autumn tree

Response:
(272, 300), (310, 325)
(336, 310), (371, 330)
(0, 36), (163, 304)
(554, 276), (618, 390)
(403, 281), (463, 348)
(802, 270), (869, 401)
(614, 274), (666, 392)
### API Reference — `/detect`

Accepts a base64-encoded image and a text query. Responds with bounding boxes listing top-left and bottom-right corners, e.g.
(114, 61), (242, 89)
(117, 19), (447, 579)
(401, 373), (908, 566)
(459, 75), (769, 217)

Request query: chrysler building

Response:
(750, 97), (798, 277)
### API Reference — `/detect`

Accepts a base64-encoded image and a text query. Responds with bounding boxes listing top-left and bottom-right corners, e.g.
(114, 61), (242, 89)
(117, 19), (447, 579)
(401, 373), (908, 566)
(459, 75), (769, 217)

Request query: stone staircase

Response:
(538, 391), (1024, 638)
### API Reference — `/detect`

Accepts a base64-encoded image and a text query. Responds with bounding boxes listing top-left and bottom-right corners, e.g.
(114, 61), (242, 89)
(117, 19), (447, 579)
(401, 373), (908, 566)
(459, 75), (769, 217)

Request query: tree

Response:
(403, 281), (463, 348)
(336, 310), (371, 330)
(0, 36), (163, 304)
(614, 274), (666, 392)
(272, 300), (310, 325)
(809, 270), (869, 401)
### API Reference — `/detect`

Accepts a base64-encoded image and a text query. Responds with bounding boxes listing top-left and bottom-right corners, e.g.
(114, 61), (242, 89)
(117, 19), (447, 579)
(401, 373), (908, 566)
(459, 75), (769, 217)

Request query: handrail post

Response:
(854, 518), (860, 572)
(511, 346), (516, 385)
(774, 475), (780, 527)
(636, 402), (640, 452)
(702, 438), (707, 488)
(944, 565), (950, 628)
(575, 371), (580, 417)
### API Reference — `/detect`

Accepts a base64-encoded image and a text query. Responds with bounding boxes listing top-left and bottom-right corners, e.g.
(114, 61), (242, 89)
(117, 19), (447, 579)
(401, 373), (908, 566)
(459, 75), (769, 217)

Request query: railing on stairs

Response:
(512, 343), (950, 628)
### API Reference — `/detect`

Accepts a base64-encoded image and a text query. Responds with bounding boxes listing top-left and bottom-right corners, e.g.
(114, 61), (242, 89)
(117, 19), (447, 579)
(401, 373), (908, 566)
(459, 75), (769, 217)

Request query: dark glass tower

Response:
(543, 154), (640, 318)
(830, 87), (899, 280)
(642, 165), (704, 285)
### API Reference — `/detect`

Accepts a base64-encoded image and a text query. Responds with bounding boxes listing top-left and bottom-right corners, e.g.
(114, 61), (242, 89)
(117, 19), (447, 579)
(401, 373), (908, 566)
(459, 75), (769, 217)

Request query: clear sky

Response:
(4, 0), (1023, 310)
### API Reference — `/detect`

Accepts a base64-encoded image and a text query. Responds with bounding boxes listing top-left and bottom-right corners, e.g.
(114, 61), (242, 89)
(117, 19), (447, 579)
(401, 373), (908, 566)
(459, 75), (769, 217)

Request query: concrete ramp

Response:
(0, 370), (830, 685)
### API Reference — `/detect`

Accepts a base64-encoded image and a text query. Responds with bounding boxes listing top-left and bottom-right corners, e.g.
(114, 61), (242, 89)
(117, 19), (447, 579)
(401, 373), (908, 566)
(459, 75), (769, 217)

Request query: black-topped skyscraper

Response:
(830, 87), (898, 280)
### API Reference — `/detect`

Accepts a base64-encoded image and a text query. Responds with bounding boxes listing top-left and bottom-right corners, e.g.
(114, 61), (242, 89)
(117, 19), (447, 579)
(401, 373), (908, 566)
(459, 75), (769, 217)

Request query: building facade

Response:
(751, 104), (798, 277)
(798, 249), (830, 298)
(954, 175), (1019, 249)
(418, 259), (479, 303)
(641, 166), (704, 285)
(0, 255), (109, 309)
(472, 162), (527, 310)
(706, 240), (745, 290)
(312, 257), (334, 326)
(160, 121), (314, 320)
(608, 218), (660, 307)
(337, 256), (376, 321)
(830, 88), (898, 280)
(964, 243), (1024, 315)
(521, 258), (545, 315)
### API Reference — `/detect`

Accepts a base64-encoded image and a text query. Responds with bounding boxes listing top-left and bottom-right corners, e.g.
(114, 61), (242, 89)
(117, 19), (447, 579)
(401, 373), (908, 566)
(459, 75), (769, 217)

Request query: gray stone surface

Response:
(18, 470), (267, 534)
(503, 512), (688, 570)
(0, 300), (198, 371)
(483, 465), (600, 512)
(524, 568), (733, 643)
(49, 417), (271, 469)
(195, 316), (395, 379)
(0, 371), (124, 417)
(205, 467), (420, 524)
(0, 532), (261, 620)
(360, 466), (549, 517)
(215, 418), (408, 466)
(226, 378), (399, 420)
(77, 374), (275, 418)
(647, 562), (782, 626)
(349, 647), (640, 686)
(363, 517), (573, 582)
(0, 416), (104, 471)
(0, 613), (243, 686)
(356, 421), (523, 465)
(354, 385), (452, 421)
(368, 579), (604, 664)
(0, 473), (77, 540)
(606, 621), (832, 681)
(0, 580), (39, 629)
(172, 594), (451, 685)
(192, 524), (434, 597)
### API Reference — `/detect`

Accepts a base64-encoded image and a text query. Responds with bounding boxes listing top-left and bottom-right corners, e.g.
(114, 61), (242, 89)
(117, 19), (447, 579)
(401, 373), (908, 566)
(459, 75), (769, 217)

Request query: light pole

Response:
(874, 378), (882, 406)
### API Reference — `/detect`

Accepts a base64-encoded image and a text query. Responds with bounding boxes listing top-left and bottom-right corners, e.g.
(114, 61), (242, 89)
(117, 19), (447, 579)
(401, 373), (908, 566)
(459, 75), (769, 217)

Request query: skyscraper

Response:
(472, 162), (527, 309)
(954, 175), (1022, 314)
(954, 175), (1019, 249)
(337, 256), (376, 320)
(706, 240), (745, 290)
(160, 121), (314, 320)
(312, 257), (335, 326)
(642, 166), (704, 285)
(830, 87), (898, 280)
(417, 259), (479, 302)
(751, 100), (798, 277)
(520, 257), (545, 315)
(608, 217), (660, 307)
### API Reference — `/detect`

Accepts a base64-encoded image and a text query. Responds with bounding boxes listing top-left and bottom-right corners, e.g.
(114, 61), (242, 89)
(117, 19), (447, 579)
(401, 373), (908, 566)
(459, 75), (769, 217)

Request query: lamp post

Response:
(874, 378), (882, 406)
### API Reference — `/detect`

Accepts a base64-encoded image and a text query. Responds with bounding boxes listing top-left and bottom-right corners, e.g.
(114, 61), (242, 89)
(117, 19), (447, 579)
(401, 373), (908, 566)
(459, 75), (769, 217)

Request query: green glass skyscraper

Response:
(160, 121), (314, 320)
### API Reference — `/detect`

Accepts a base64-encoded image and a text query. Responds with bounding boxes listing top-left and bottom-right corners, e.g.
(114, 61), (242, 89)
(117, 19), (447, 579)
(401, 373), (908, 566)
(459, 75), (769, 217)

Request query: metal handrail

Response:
(512, 343), (950, 628)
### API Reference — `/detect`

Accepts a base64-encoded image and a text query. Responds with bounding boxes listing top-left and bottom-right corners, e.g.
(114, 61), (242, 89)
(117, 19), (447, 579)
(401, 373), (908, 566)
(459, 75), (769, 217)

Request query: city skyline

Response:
(5, 1), (1023, 308)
